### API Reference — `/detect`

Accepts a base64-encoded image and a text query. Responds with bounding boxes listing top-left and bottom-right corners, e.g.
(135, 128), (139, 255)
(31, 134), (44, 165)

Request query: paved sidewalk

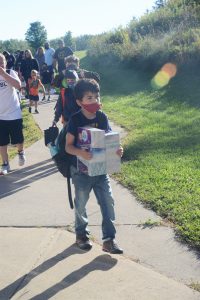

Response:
(0, 97), (199, 299)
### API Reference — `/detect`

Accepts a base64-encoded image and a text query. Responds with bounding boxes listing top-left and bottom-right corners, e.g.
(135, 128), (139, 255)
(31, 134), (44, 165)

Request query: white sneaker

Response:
(0, 163), (11, 175)
(18, 151), (26, 166)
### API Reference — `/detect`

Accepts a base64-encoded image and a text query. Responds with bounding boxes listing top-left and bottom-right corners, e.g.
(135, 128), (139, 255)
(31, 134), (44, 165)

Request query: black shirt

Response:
(53, 47), (73, 72)
(67, 110), (111, 167)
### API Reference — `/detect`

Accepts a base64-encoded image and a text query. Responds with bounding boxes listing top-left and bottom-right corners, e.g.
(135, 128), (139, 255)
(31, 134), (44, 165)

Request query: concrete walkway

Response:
(0, 97), (199, 299)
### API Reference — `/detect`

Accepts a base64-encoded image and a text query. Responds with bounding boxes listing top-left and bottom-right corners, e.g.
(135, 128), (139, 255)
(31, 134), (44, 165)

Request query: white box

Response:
(105, 132), (121, 173)
(77, 148), (106, 176)
(78, 127), (105, 148)
(77, 127), (121, 176)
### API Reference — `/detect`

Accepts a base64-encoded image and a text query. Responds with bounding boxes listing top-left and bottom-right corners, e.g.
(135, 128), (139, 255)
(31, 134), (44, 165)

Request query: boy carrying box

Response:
(65, 78), (123, 254)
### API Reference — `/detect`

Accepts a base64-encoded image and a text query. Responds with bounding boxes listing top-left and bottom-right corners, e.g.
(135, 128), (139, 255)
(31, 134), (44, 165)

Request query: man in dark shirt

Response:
(53, 39), (73, 72)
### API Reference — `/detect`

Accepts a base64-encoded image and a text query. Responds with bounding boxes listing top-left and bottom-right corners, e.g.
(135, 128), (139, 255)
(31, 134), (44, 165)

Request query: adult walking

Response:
(0, 53), (26, 175)
(34, 47), (45, 74)
(53, 39), (73, 73)
(44, 42), (55, 73)
(44, 42), (55, 83)
(20, 49), (39, 98)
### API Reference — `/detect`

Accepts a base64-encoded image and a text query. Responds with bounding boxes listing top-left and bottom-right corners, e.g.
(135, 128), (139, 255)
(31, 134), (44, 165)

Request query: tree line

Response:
(0, 21), (94, 54)
(1, 0), (200, 70)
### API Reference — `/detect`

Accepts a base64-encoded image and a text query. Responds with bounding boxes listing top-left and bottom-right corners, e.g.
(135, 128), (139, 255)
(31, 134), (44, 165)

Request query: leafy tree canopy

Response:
(25, 21), (47, 51)
(64, 31), (73, 48)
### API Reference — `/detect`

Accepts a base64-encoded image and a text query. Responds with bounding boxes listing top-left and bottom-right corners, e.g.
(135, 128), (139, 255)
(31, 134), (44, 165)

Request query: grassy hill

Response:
(77, 50), (200, 250)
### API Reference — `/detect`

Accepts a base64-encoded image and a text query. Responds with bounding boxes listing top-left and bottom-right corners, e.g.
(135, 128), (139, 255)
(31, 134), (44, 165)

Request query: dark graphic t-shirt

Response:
(54, 47), (73, 72)
(67, 110), (111, 167)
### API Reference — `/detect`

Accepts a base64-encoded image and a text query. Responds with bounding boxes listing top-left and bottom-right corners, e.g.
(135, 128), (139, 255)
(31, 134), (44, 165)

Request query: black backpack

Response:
(50, 124), (74, 209)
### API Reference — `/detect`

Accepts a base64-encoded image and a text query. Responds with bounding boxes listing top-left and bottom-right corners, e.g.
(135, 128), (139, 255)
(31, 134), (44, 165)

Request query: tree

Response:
(0, 39), (28, 54)
(154, 0), (166, 9)
(64, 31), (73, 48)
(25, 21), (47, 51)
(75, 34), (94, 50)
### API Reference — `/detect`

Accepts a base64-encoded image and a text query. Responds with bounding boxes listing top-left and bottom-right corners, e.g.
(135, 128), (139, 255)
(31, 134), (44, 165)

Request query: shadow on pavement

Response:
(0, 244), (117, 299)
(0, 159), (57, 200)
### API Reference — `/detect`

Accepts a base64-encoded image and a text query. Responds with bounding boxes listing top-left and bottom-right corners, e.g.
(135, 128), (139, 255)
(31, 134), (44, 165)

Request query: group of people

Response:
(3, 39), (74, 113)
(0, 41), (124, 255)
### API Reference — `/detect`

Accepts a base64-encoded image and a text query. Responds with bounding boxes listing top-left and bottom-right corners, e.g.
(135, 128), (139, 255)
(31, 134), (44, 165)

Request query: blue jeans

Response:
(70, 166), (116, 240)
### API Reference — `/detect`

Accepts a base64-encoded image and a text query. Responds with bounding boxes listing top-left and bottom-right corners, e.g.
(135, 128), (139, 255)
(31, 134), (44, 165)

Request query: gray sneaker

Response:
(18, 151), (26, 166)
(0, 163), (11, 175)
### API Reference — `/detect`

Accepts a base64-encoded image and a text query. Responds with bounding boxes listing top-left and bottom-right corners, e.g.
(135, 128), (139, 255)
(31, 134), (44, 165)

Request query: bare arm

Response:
(39, 82), (46, 96)
(116, 144), (123, 157)
(65, 132), (92, 160)
(0, 67), (21, 90)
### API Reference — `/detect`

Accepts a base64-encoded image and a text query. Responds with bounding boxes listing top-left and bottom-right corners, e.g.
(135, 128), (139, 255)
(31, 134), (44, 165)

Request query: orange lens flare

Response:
(151, 63), (177, 89)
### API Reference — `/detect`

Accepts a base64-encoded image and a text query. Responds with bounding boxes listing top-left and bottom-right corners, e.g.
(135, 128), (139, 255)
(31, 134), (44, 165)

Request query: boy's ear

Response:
(76, 99), (82, 107)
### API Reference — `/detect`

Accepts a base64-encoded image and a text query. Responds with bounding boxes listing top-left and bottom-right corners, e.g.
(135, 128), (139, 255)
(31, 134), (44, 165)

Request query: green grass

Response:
(80, 55), (200, 249)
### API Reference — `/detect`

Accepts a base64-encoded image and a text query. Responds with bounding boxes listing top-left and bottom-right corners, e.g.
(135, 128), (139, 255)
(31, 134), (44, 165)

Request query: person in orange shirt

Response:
(28, 70), (45, 113)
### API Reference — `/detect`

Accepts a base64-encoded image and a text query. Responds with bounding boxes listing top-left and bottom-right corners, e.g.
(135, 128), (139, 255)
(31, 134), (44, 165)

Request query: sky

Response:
(0, 0), (155, 41)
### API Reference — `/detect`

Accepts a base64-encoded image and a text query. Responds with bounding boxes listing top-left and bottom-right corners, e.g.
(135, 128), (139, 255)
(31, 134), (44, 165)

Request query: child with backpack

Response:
(28, 69), (45, 113)
(52, 69), (79, 126)
(65, 78), (124, 254)
(52, 55), (100, 90)
(40, 63), (52, 101)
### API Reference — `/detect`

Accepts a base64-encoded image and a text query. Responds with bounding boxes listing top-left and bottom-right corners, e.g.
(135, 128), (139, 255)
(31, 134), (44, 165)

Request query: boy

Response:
(65, 55), (100, 82)
(65, 78), (123, 254)
(53, 55), (100, 89)
(0, 53), (26, 175)
(41, 63), (52, 101)
(53, 69), (79, 126)
(28, 70), (45, 114)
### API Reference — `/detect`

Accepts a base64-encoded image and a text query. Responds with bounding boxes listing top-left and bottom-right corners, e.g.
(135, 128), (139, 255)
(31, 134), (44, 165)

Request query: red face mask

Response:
(82, 102), (101, 113)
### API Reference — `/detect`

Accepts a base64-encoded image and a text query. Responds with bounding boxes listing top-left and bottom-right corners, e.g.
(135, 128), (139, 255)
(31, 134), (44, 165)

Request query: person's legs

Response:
(93, 174), (123, 254)
(0, 145), (8, 163)
(32, 97), (39, 113)
(29, 99), (33, 113)
(0, 120), (9, 163)
(70, 166), (93, 250)
(93, 174), (116, 240)
(71, 166), (92, 237)
(9, 119), (26, 166)
(47, 84), (51, 100)
(34, 100), (38, 110)
(0, 145), (10, 174)
(0, 120), (10, 174)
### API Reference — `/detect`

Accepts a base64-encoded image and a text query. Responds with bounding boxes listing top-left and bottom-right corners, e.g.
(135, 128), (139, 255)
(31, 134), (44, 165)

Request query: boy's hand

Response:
(116, 145), (123, 157)
(80, 149), (92, 160)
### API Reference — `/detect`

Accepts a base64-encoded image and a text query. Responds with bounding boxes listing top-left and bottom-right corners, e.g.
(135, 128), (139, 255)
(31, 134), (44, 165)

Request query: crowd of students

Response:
(0, 41), (124, 255)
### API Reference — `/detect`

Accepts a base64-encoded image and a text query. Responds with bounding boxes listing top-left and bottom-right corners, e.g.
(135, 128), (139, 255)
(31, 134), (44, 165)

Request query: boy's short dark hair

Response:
(74, 79), (100, 101)
(64, 69), (79, 80)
